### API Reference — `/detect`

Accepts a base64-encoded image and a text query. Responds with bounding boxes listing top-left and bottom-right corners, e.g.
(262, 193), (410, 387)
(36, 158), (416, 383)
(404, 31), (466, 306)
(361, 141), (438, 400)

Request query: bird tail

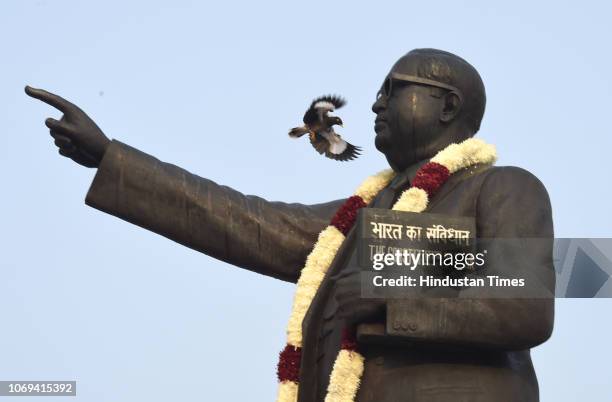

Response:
(289, 126), (310, 138)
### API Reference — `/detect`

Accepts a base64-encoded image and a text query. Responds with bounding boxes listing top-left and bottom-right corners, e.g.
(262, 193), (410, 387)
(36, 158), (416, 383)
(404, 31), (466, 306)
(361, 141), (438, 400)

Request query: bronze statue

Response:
(26, 48), (554, 402)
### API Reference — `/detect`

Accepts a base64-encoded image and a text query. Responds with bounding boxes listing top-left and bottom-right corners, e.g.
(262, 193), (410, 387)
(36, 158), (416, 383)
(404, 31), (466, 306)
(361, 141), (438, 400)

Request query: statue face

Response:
(372, 54), (464, 172)
(372, 78), (441, 171)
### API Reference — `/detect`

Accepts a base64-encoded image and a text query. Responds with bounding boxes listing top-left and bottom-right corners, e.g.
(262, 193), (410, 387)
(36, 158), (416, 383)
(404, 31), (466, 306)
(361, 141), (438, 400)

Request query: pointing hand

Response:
(25, 86), (110, 168)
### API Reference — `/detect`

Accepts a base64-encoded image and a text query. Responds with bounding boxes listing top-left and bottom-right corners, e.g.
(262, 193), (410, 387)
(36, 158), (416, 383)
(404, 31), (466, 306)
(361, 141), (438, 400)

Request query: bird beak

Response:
(340, 123), (344, 127)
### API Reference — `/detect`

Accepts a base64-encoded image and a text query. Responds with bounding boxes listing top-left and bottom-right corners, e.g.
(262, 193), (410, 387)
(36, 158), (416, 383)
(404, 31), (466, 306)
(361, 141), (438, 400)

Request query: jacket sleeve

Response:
(384, 166), (555, 350)
(85, 140), (344, 283)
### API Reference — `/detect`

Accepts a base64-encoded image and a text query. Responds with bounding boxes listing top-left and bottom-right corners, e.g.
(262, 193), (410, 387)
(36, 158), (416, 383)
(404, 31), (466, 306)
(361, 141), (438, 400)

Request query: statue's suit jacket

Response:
(85, 140), (554, 402)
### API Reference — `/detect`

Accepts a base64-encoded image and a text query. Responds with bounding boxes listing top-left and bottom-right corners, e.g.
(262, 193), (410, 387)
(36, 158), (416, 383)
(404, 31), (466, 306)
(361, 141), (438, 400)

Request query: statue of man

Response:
(26, 48), (554, 402)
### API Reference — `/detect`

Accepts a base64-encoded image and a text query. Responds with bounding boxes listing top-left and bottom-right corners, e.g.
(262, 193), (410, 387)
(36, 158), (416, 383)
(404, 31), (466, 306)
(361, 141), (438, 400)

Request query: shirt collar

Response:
(389, 158), (430, 190)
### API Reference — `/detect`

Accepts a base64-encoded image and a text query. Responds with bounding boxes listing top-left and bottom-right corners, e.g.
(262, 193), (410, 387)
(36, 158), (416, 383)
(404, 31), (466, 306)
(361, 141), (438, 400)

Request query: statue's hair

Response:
(404, 48), (486, 134)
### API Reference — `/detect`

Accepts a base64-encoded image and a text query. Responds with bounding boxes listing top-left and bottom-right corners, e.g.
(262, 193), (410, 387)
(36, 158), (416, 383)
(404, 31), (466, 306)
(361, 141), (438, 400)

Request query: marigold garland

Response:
(276, 138), (497, 402)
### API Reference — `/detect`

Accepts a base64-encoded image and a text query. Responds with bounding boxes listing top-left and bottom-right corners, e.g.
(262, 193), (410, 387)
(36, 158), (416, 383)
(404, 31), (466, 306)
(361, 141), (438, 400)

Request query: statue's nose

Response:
(372, 95), (386, 114)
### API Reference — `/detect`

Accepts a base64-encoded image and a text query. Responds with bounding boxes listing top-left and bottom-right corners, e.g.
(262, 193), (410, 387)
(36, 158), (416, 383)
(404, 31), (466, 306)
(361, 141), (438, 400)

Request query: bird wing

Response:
(303, 95), (346, 125)
(309, 132), (329, 155)
(328, 141), (362, 161)
(310, 129), (361, 161)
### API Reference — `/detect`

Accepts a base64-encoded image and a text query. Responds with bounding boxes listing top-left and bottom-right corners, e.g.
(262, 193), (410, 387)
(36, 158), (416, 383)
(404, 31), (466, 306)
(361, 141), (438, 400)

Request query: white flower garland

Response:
(276, 138), (497, 402)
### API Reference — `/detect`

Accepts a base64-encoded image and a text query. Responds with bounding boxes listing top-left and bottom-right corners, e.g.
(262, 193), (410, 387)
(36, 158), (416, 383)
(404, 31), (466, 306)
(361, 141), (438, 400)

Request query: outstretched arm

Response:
(26, 86), (343, 283)
(86, 140), (342, 282)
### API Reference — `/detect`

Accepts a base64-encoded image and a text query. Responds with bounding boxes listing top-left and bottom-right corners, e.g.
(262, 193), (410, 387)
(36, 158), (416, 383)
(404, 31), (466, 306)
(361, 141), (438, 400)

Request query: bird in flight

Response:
(288, 95), (361, 161)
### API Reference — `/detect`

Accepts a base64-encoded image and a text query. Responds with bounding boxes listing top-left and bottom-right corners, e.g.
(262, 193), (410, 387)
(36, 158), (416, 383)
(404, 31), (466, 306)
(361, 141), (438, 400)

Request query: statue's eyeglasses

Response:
(377, 72), (463, 101)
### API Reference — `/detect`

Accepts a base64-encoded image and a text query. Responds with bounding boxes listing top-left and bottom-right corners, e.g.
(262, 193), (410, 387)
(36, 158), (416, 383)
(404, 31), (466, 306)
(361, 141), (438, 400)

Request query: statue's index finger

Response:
(24, 85), (75, 114)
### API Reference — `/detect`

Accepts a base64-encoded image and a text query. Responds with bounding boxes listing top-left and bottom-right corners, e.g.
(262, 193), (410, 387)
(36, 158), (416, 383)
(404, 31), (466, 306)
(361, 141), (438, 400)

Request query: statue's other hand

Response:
(333, 270), (385, 326)
(25, 86), (110, 168)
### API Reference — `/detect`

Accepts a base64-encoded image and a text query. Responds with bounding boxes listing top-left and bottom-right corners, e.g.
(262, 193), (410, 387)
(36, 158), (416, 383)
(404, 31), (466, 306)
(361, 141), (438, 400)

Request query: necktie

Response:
(372, 160), (429, 208)
(371, 174), (409, 208)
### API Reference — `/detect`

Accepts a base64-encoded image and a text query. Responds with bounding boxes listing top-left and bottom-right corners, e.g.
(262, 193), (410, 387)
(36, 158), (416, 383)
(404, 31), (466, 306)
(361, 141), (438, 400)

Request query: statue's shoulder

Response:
(473, 165), (551, 207)
(451, 164), (549, 199)
(482, 165), (547, 189)
(457, 164), (540, 180)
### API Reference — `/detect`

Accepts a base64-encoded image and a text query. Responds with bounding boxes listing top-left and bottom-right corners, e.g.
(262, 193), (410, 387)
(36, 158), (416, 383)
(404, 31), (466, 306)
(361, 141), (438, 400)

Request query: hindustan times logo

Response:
(371, 248), (487, 271)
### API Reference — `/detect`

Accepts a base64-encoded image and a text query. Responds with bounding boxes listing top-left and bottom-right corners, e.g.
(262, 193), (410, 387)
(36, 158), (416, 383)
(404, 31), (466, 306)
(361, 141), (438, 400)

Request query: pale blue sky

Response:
(1, 1), (611, 400)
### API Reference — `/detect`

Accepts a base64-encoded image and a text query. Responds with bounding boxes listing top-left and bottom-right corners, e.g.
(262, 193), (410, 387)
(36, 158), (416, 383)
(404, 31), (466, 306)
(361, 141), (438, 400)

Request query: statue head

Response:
(372, 49), (486, 171)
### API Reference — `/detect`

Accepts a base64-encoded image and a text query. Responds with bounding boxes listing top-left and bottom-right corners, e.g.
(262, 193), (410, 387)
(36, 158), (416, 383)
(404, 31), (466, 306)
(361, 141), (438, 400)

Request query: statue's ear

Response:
(440, 91), (463, 123)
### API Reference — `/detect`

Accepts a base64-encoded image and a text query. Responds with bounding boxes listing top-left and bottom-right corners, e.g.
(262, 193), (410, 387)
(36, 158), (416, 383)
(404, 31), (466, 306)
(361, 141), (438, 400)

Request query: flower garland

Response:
(276, 138), (497, 402)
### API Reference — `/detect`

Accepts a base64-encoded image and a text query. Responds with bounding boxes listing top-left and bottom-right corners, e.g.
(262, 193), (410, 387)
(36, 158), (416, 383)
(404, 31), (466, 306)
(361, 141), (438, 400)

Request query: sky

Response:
(1, 0), (611, 400)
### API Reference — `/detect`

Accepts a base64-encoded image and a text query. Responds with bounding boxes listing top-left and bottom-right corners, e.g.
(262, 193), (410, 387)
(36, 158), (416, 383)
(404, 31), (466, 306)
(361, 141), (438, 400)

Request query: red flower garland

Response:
(340, 327), (358, 351)
(277, 345), (302, 383)
(411, 162), (449, 197)
(330, 195), (367, 235)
